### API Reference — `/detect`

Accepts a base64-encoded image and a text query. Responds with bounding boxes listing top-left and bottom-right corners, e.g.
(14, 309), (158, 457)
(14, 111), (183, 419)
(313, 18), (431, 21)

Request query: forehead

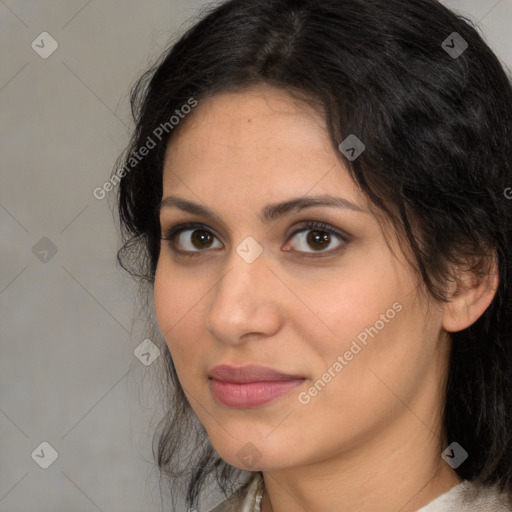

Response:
(162, 85), (367, 208)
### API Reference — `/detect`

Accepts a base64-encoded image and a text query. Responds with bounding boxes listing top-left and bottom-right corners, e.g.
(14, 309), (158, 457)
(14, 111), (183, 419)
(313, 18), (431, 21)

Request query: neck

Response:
(260, 408), (462, 512)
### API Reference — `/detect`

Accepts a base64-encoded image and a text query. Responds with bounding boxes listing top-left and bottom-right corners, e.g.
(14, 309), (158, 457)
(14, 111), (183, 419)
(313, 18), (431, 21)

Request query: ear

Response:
(442, 252), (499, 333)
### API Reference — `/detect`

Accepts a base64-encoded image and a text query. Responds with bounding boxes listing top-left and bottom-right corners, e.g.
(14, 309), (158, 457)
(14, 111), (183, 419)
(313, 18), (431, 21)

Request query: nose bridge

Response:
(206, 242), (280, 344)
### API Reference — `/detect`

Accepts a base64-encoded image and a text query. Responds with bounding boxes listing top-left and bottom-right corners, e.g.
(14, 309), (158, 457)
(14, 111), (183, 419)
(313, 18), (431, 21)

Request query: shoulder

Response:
(209, 473), (264, 512)
(417, 480), (512, 511)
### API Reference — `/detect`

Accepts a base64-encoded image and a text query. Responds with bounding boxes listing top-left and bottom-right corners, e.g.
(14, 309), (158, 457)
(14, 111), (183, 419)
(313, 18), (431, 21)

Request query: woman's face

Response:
(153, 84), (450, 472)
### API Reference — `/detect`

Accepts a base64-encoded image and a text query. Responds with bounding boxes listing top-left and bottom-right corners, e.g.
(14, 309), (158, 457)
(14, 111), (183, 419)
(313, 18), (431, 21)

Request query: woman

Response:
(114, 0), (512, 510)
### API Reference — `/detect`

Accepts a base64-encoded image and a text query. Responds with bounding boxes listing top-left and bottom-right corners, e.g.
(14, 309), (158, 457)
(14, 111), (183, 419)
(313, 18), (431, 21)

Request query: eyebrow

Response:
(158, 194), (367, 224)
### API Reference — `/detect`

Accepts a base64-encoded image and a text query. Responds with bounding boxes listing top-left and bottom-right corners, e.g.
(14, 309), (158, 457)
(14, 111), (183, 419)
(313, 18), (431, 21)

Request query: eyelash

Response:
(161, 221), (349, 260)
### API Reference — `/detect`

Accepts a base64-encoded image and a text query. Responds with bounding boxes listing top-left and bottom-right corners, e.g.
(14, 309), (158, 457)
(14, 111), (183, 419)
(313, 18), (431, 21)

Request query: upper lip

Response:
(208, 364), (305, 383)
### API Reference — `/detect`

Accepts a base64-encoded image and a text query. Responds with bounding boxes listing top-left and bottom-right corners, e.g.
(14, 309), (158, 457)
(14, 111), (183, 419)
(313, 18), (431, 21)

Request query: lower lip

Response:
(209, 378), (305, 408)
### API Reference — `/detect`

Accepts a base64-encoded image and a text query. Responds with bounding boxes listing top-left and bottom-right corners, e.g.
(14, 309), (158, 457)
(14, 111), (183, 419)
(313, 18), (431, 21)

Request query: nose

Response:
(205, 245), (282, 346)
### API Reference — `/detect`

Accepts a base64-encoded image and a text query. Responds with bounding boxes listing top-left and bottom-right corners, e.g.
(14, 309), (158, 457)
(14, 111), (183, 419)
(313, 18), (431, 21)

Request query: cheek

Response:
(293, 300), (429, 444)
(153, 264), (190, 355)
(317, 294), (434, 416)
(153, 263), (208, 373)
(293, 258), (405, 354)
(298, 255), (429, 393)
(153, 260), (198, 332)
(153, 265), (174, 336)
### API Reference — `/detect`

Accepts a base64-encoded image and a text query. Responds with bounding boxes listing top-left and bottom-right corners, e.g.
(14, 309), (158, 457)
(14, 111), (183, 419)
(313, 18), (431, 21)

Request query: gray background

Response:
(1, 1), (511, 511)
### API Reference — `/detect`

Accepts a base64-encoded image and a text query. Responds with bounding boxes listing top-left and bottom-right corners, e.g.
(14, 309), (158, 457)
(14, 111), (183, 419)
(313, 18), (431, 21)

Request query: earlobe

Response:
(442, 254), (499, 333)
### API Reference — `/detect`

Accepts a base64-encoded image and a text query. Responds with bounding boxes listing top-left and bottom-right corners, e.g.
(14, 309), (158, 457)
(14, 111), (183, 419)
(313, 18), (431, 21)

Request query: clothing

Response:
(209, 473), (264, 512)
(209, 472), (512, 511)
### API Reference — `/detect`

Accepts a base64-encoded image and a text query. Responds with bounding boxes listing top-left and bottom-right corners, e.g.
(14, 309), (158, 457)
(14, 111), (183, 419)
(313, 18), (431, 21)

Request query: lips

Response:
(208, 364), (306, 408)
(208, 364), (304, 383)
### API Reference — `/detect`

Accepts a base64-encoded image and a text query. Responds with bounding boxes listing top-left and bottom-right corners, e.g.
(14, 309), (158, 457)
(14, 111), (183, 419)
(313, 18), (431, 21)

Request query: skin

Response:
(153, 84), (498, 512)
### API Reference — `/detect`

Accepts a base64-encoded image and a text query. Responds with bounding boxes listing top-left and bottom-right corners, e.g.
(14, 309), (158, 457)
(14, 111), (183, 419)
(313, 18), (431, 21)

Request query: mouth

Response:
(208, 364), (306, 408)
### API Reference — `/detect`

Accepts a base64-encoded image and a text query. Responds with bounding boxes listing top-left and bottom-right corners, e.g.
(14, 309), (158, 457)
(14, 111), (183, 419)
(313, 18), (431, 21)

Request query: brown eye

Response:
(161, 223), (222, 253)
(189, 229), (215, 249)
(286, 221), (347, 255)
(305, 230), (332, 251)
(174, 228), (221, 251)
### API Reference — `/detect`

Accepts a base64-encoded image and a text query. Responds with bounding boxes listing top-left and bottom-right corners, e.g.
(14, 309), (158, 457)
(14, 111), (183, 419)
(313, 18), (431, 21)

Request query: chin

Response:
(208, 434), (298, 472)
